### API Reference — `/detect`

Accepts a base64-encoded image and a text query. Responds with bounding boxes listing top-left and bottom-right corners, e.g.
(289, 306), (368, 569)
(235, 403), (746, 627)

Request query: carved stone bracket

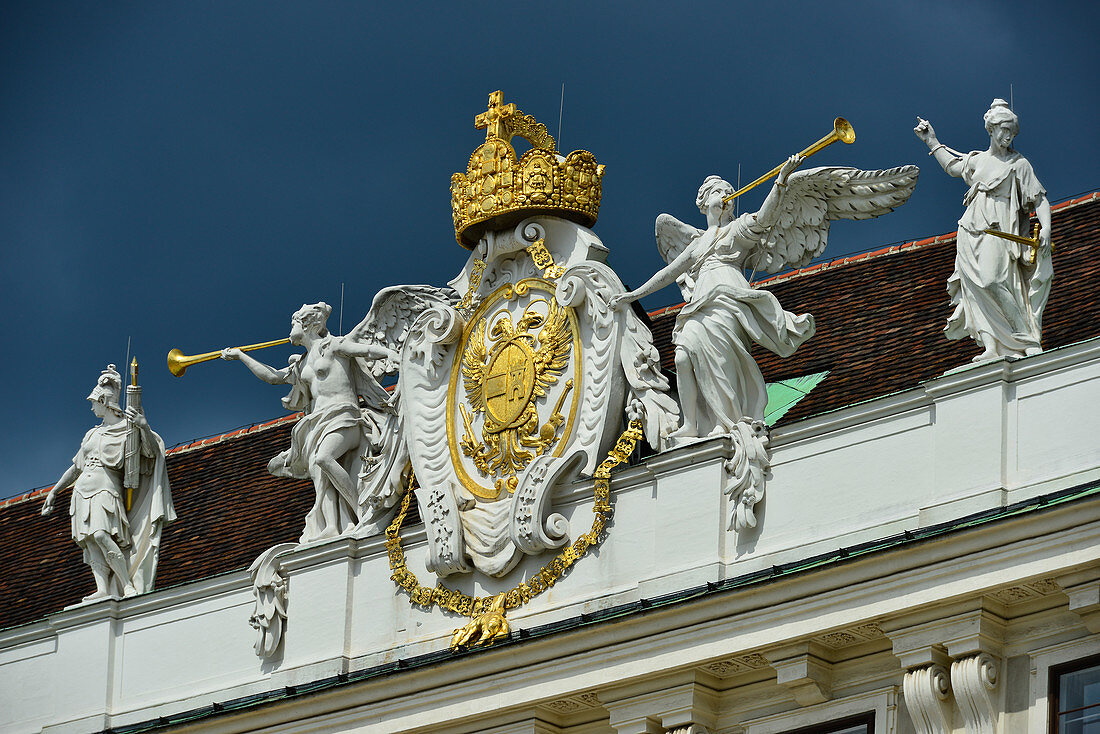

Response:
(247, 542), (298, 659)
(765, 642), (833, 706)
(951, 653), (1000, 734)
(1057, 567), (1100, 633)
(724, 419), (770, 532)
(902, 664), (953, 734)
(885, 604), (1007, 734)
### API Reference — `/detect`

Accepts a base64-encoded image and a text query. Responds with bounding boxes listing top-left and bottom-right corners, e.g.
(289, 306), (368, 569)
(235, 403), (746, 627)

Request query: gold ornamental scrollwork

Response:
(386, 419), (645, 650)
(457, 258), (487, 312)
(447, 279), (581, 500)
(524, 238), (565, 280)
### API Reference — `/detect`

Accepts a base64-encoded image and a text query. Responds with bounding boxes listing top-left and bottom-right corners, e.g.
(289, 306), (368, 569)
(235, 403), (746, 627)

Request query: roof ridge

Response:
(647, 190), (1099, 318)
(166, 413), (301, 456)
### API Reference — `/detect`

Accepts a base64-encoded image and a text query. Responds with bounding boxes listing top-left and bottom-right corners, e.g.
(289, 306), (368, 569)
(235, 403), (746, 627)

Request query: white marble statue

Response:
(611, 157), (918, 530)
(915, 99), (1052, 362)
(221, 302), (399, 543)
(222, 293), (459, 544)
(41, 365), (175, 601)
(611, 157), (919, 435)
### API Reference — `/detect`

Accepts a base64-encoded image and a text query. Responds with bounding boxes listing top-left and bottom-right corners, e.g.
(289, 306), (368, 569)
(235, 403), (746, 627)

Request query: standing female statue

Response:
(41, 365), (174, 601)
(222, 302), (398, 543)
(915, 99), (1052, 361)
(610, 156), (919, 441)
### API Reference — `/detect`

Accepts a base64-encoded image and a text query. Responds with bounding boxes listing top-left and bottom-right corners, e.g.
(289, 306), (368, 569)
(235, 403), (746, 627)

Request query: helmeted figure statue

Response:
(41, 365), (175, 601)
(915, 99), (1052, 361)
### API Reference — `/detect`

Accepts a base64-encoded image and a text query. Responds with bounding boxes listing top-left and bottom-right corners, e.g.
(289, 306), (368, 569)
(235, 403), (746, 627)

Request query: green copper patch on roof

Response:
(764, 371), (830, 426)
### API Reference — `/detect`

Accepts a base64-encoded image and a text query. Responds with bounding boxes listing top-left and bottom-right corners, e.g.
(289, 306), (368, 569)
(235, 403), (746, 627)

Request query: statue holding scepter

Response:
(915, 99), (1053, 362)
(41, 364), (175, 601)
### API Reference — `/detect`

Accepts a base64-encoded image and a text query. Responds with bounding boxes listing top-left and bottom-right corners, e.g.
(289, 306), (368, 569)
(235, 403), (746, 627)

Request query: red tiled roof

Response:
(1, 194), (1097, 631)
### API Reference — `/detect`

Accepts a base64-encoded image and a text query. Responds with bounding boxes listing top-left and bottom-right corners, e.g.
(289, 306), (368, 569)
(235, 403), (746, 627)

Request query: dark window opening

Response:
(1051, 654), (1100, 733)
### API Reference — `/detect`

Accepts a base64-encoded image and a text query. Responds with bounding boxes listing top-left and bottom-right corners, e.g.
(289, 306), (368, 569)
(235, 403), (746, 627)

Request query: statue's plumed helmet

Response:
(696, 176), (734, 213)
(983, 99), (1019, 135)
(86, 364), (122, 409)
(292, 302), (332, 336)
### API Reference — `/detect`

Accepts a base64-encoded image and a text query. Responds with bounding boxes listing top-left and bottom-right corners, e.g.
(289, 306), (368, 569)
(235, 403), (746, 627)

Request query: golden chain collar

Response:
(386, 419), (645, 618)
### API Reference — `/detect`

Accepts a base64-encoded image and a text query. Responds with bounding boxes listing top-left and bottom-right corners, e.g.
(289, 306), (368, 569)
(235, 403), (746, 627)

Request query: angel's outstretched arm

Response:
(610, 243), (698, 309)
(333, 338), (399, 362)
(220, 348), (290, 385)
(752, 154), (802, 230)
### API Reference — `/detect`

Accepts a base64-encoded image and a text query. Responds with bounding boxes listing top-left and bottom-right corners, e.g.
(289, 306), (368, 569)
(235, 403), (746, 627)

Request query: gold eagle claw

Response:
(450, 594), (510, 650)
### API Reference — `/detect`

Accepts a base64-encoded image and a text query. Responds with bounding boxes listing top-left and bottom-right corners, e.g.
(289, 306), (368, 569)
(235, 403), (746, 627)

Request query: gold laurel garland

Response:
(386, 419), (645, 619)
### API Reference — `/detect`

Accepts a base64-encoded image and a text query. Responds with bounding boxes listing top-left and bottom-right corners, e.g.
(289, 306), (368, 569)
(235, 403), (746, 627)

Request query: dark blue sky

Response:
(3, 1), (1098, 498)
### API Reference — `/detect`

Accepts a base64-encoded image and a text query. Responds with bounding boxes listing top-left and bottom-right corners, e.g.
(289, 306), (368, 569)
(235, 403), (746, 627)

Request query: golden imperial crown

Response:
(451, 90), (605, 249)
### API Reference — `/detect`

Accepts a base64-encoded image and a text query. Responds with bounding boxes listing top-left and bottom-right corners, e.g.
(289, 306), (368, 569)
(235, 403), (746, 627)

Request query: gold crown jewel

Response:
(451, 90), (606, 249)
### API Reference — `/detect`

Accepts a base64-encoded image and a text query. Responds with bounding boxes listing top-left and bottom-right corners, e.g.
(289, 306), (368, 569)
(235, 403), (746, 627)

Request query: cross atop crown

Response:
(475, 90), (517, 141)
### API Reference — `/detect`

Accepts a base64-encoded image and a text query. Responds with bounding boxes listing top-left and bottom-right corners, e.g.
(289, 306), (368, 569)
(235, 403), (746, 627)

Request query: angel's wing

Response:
(461, 317), (487, 411)
(655, 213), (703, 300)
(532, 299), (572, 398)
(745, 165), (919, 275)
(348, 285), (460, 377)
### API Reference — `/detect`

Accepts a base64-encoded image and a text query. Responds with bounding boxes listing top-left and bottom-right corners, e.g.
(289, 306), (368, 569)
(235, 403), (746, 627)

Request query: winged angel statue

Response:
(223, 286), (458, 544)
(611, 155), (918, 530)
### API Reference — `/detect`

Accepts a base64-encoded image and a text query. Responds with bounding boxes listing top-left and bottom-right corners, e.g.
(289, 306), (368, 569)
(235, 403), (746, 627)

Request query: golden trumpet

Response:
(723, 117), (856, 203)
(167, 338), (291, 377)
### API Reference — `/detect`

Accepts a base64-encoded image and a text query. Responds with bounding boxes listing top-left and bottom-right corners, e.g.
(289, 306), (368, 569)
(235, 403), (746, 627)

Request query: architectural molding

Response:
(600, 678), (718, 734)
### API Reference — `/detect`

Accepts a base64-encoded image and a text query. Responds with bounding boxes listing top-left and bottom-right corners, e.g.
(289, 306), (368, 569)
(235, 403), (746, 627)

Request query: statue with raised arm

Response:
(915, 99), (1052, 362)
(610, 155), (917, 531)
(611, 156), (919, 437)
(221, 302), (398, 543)
(41, 365), (175, 601)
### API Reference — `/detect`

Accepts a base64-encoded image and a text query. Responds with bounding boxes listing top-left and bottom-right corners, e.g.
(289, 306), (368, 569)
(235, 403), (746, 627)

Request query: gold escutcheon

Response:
(447, 279), (581, 500)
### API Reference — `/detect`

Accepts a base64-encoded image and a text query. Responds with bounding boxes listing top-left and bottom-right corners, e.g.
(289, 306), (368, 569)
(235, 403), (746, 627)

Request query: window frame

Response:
(780, 711), (875, 734)
(1048, 652), (1100, 733)
(741, 687), (895, 734)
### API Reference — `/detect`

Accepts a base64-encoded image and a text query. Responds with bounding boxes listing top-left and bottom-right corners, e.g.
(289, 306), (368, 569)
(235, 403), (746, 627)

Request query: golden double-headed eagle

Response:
(459, 298), (573, 495)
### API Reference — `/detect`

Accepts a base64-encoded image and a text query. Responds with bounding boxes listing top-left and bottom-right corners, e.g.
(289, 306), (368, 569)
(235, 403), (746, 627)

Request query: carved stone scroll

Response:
(724, 419), (770, 532)
(902, 664), (953, 734)
(248, 543), (297, 659)
(951, 654), (999, 734)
